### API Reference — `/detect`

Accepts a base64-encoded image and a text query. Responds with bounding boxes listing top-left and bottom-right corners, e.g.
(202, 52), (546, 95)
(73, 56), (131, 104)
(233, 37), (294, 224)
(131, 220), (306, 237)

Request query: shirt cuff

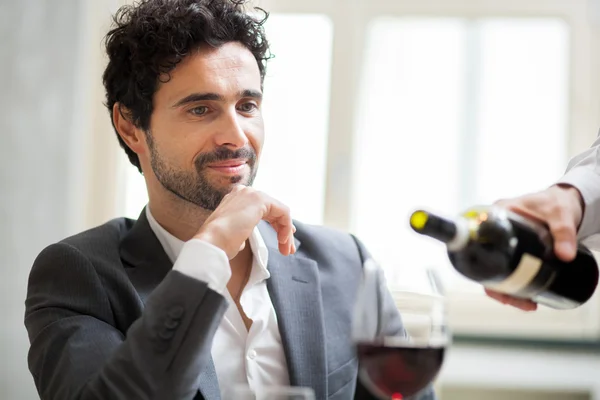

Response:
(172, 239), (231, 295)
(557, 166), (600, 239)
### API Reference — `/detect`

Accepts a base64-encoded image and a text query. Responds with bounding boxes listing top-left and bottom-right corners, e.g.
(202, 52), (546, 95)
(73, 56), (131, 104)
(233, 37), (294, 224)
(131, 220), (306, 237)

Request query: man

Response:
(24, 1), (436, 399)
(487, 136), (600, 310)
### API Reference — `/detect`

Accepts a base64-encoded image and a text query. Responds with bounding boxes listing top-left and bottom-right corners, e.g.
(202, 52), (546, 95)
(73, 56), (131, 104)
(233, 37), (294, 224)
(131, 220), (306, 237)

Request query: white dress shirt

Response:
(557, 128), (600, 249)
(145, 207), (290, 397)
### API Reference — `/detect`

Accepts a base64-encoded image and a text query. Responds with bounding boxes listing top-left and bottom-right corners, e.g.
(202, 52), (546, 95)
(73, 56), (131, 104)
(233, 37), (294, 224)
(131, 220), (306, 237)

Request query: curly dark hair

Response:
(102, 0), (271, 172)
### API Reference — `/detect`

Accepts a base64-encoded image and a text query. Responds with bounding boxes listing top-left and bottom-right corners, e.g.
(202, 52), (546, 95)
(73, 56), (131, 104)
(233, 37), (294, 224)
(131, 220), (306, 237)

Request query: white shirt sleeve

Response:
(172, 239), (232, 295)
(556, 129), (600, 239)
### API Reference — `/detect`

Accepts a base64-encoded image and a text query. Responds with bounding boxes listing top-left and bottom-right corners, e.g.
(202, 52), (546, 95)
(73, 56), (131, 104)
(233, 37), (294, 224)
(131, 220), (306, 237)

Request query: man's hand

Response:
(194, 185), (296, 259)
(485, 184), (585, 311)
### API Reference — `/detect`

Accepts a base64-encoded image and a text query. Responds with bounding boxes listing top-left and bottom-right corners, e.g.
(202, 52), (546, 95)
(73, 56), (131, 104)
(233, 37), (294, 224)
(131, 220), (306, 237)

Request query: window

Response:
(352, 17), (569, 293)
(253, 14), (333, 225)
(474, 19), (569, 204)
(351, 17), (466, 288)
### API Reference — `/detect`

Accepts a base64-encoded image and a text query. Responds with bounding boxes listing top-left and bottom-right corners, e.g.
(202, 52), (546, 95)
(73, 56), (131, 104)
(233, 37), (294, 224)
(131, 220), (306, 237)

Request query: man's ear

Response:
(112, 103), (146, 155)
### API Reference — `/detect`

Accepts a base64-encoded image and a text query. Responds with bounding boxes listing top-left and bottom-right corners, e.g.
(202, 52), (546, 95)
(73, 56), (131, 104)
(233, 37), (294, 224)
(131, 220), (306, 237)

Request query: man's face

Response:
(145, 42), (264, 210)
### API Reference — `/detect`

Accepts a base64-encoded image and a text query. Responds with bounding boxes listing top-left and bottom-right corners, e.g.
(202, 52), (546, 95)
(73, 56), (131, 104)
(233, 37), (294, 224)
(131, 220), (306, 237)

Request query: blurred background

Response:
(3, 0), (600, 398)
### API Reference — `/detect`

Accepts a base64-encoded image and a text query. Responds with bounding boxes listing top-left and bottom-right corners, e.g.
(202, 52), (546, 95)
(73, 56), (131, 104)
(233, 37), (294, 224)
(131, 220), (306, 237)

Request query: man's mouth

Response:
(206, 159), (248, 175)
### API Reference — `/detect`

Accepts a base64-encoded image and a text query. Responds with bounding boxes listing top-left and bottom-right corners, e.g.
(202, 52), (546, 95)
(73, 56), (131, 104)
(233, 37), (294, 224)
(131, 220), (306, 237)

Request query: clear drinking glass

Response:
(230, 385), (316, 400)
(352, 263), (449, 399)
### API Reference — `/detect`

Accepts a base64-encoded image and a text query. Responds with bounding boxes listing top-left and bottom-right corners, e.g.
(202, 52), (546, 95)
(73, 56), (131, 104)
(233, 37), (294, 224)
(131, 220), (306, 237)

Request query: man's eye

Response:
(189, 106), (208, 116)
(238, 102), (258, 113)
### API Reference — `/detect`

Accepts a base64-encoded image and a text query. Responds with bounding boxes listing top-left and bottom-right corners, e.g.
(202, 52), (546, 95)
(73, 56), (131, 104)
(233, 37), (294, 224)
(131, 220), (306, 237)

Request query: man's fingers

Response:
(485, 289), (538, 311)
(273, 224), (295, 256)
(497, 196), (578, 262)
(275, 227), (295, 256)
(270, 215), (293, 244)
(553, 240), (577, 262)
(515, 204), (577, 261)
(485, 288), (511, 304)
(517, 202), (578, 262)
(507, 298), (538, 311)
(549, 221), (577, 261)
(546, 202), (578, 262)
(260, 196), (295, 256)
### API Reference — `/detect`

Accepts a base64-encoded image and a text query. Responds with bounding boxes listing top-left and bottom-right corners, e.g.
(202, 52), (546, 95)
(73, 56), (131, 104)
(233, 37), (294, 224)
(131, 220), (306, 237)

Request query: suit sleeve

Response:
(557, 129), (600, 239)
(24, 242), (228, 400)
(351, 235), (439, 400)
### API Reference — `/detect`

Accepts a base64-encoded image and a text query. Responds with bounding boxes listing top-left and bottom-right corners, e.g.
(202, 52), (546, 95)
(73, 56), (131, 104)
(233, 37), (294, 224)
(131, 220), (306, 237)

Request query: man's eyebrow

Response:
(171, 90), (263, 108)
(171, 93), (223, 108)
(240, 89), (263, 100)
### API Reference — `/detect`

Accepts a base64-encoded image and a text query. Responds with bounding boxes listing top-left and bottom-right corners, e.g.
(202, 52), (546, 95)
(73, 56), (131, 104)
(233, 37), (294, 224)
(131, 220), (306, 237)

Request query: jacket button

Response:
(168, 305), (184, 319)
(165, 318), (179, 330)
(158, 329), (174, 341)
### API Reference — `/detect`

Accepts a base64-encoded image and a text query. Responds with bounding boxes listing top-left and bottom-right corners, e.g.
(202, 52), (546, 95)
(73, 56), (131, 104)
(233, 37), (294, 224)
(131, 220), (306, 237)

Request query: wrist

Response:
(554, 183), (585, 228)
(194, 226), (225, 251)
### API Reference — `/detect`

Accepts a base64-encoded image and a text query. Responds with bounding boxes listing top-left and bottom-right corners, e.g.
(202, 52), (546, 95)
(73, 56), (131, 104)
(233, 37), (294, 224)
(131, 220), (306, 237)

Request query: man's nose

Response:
(213, 110), (248, 148)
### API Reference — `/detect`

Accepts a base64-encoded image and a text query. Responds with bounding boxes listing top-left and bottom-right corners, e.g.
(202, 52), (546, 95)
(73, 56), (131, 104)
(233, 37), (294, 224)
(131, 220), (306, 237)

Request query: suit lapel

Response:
(120, 208), (173, 305)
(197, 356), (220, 400)
(259, 223), (327, 399)
(120, 208), (221, 400)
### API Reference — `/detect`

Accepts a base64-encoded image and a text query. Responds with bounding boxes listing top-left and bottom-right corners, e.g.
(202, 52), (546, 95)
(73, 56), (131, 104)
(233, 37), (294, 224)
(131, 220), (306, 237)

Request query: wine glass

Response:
(353, 262), (449, 399)
(230, 385), (315, 400)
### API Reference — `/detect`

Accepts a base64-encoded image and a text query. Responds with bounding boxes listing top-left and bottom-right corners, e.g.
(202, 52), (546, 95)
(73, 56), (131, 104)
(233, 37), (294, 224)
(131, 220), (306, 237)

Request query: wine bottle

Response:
(409, 206), (599, 310)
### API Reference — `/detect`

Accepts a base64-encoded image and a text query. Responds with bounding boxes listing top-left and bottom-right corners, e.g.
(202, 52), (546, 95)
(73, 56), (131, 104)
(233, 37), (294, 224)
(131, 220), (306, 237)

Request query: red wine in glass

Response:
(357, 342), (445, 399)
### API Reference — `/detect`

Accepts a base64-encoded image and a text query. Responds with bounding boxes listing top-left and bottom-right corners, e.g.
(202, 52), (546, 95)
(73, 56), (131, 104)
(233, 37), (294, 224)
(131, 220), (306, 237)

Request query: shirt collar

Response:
(145, 206), (270, 279)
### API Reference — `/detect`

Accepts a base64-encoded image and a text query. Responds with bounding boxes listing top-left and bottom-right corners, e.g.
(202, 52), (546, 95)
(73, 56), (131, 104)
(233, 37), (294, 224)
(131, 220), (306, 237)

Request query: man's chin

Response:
(206, 179), (249, 198)
(219, 172), (254, 187)
(200, 171), (255, 197)
(228, 175), (246, 185)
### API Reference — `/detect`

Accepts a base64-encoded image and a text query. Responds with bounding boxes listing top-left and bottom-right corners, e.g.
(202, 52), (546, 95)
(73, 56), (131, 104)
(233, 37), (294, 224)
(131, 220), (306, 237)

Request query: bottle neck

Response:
(410, 210), (470, 251)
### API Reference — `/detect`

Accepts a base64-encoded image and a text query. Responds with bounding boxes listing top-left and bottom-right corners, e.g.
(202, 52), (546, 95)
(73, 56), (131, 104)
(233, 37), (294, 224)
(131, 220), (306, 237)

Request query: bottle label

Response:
(484, 253), (543, 295)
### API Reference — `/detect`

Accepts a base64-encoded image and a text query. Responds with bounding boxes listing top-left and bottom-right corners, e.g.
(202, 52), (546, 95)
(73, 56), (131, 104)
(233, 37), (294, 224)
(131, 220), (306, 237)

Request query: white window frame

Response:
(80, 0), (600, 339)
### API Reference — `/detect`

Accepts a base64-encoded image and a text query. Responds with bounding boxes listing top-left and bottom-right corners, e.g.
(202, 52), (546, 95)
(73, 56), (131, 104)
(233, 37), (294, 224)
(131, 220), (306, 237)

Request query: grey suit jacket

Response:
(24, 209), (437, 400)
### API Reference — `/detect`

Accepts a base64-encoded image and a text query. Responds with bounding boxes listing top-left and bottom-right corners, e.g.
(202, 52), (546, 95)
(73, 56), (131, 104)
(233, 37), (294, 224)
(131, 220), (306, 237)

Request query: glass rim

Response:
(389, 289), (447, 311)
(356, 335), (450, 348)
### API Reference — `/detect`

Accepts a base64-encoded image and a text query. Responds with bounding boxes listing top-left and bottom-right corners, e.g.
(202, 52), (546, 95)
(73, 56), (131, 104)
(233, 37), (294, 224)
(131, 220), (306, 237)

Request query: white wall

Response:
(0, 1), (87, 398)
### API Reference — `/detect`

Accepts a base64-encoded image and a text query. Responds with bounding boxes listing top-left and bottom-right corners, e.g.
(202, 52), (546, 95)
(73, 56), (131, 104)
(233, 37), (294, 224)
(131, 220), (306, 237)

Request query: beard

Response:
(146, 132), (258, 211)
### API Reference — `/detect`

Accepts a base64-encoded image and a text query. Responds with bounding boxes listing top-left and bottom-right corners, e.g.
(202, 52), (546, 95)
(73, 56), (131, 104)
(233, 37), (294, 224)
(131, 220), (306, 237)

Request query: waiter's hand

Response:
(485, 184), (585, 311)
(194, 185), (296, 260)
